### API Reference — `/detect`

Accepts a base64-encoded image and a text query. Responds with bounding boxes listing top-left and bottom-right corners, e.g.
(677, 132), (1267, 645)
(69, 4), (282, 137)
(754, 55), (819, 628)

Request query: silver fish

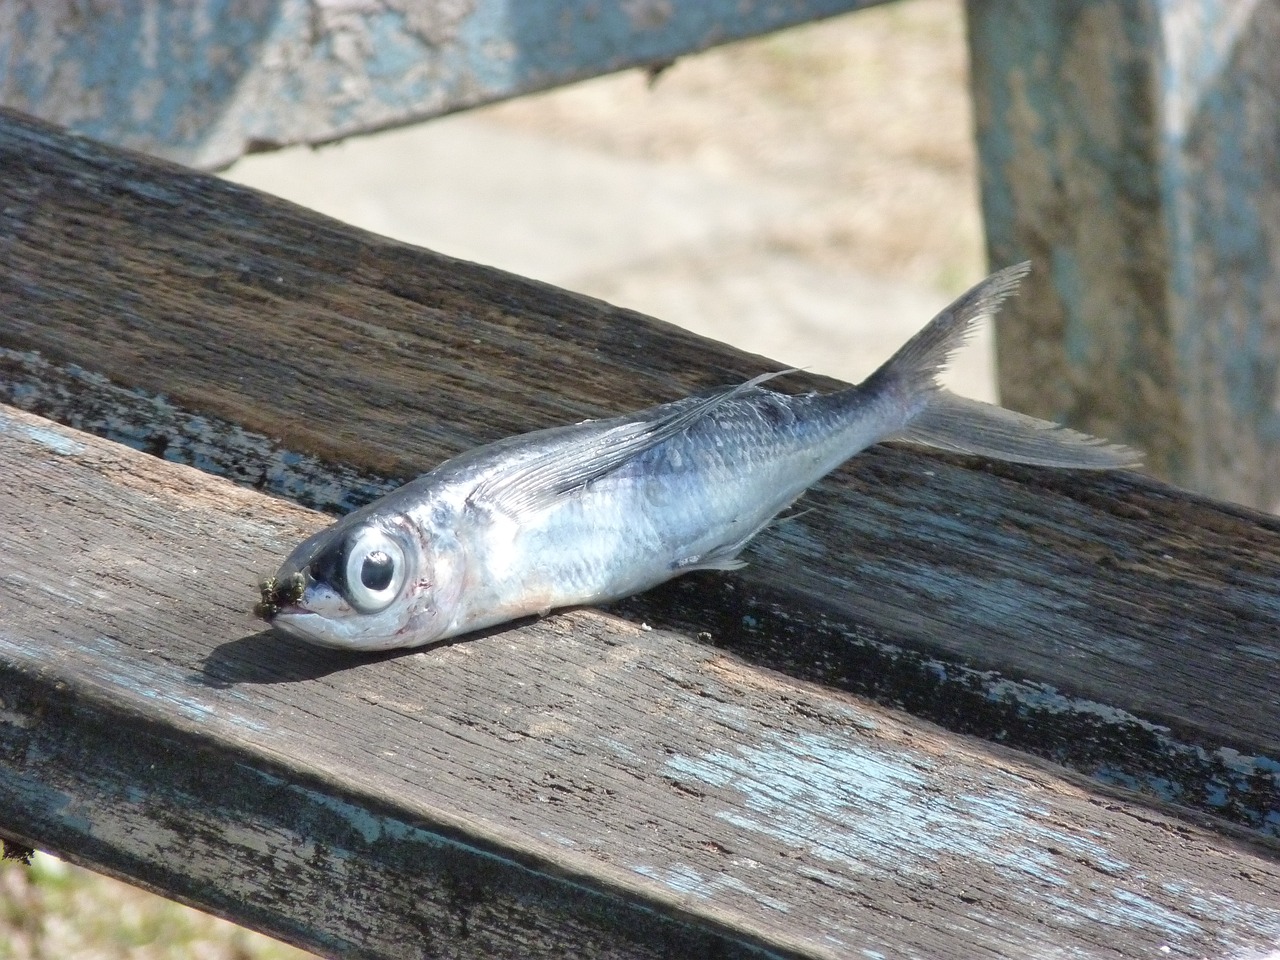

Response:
(260, 264), (1138, 651)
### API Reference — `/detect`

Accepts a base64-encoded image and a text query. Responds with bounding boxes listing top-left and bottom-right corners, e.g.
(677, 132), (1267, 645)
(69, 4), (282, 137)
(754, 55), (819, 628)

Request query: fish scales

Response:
(460, 387), (887, 615)
(259, 264), (1139, 651)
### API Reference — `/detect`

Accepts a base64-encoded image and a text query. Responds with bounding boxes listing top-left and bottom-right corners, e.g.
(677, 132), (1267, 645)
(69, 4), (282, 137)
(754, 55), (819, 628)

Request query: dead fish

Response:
(259, 263), (1138, 651)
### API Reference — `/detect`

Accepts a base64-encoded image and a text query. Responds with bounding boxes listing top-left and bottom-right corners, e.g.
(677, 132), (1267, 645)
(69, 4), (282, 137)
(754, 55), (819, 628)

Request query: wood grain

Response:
(2, 404), (1279, 959)
(1, 108), (1277, 837)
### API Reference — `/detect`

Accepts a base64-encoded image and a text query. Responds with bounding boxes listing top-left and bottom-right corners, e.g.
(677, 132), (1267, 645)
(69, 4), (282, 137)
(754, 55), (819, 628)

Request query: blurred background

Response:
(222, 0), (992, 401)
(1, 0), (982, 955)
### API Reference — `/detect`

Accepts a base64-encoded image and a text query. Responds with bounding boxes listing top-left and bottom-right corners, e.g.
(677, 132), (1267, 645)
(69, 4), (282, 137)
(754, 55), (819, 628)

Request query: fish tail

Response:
(867, 262), (1142, 470)
(863, 261), (1032, 405)
(898, 392), (1142, 469)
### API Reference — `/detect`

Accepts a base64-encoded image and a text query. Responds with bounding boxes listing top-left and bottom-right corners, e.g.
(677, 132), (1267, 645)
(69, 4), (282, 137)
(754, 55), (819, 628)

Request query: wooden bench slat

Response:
(1, 108), (1277, 837)
(3, 404), (1279, 958)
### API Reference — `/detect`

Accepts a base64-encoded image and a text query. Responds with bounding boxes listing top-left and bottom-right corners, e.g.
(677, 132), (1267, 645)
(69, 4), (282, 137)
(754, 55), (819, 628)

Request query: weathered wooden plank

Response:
(966, 0), (1280, 510)
(0, 0), (885, 170)
(1, 107), (1277, 837)
(2, 403), (1279, 959)
(2, 106), (1280, 839)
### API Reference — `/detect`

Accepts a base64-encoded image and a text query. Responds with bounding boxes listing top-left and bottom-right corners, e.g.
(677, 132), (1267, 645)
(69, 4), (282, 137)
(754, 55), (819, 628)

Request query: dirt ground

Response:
(0, 2), (982, 956)
(483, 0), (981, 287)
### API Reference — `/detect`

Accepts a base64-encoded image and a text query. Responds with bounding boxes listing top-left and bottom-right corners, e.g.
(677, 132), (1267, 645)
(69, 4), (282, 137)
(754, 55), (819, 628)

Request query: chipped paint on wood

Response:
(0, 347), (393, 515)
(663, 728), (1280, 941)
(0, 0), (887, 169)
(967, 0), (1280, 509)
(0, 417), (85, 455)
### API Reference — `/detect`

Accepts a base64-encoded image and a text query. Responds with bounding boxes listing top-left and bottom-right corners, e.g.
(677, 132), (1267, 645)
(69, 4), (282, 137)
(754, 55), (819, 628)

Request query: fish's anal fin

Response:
(471, 369), (798, 516)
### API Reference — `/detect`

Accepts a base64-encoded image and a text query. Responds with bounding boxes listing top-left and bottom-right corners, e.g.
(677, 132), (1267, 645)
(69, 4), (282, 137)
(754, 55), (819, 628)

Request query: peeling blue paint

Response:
(631, 864), (790, 914)
(2, 0), (886, 169)
(1108, 888), (1202, 938)
(1002, 681), (1280, 834)
(668, 729), (1280, 939)
(51, 633), (274, 734)
(751, 599), (1280, 836)
(0, 410), (86, 455)
(248, 769), (794, 959)
(99, 671), (271, 733)
(0, 772), (94, 838)
(1160, 882), (1280, 943)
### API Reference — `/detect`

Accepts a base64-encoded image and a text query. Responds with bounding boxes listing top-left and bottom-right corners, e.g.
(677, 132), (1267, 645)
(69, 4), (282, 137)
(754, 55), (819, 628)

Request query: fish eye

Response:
(343, 527), (407, 614)
(361, 551), (394, 591)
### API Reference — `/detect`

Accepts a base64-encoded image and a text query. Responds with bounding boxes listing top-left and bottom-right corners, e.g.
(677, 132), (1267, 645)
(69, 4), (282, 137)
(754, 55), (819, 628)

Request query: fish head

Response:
(258, 512), (463, 651)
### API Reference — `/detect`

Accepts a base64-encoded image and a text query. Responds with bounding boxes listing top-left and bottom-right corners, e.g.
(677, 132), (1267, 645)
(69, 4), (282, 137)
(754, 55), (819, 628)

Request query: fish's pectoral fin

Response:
(470, 368), (798, 516)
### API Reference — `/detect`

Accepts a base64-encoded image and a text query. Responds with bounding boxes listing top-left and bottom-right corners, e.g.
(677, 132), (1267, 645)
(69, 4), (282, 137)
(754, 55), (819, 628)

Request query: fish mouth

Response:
(267, 608), (317, 634)
(268, 608), (366, 650)
(266, 609), (340, 648)
(266, 603), (309, 619)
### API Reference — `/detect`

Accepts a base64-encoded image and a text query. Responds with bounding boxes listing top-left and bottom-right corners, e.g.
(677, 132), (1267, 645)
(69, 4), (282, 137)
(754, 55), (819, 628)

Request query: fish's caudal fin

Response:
(864, 261), (1032, 408)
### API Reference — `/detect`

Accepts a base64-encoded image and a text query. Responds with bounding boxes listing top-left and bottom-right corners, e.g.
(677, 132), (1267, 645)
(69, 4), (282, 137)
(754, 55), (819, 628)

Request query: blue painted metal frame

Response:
(0, 0), (887, 170)
(967, 0), (1280, 508)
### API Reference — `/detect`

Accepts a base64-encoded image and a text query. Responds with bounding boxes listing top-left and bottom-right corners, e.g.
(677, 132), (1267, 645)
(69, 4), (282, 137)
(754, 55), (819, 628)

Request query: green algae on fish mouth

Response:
(254, 571), (305, 621)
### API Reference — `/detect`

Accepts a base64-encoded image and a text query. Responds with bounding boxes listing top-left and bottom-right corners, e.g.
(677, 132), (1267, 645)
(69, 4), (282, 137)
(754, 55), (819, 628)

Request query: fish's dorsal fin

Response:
(469, 368), (796, 516)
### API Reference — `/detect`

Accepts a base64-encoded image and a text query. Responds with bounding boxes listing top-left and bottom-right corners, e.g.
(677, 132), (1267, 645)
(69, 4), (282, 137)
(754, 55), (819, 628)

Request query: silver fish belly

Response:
(259, 264), (1138, 651)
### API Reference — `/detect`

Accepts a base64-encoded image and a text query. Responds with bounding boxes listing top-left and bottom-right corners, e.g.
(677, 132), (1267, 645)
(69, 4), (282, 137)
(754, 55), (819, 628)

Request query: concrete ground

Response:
(224, 0), (992, 401)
